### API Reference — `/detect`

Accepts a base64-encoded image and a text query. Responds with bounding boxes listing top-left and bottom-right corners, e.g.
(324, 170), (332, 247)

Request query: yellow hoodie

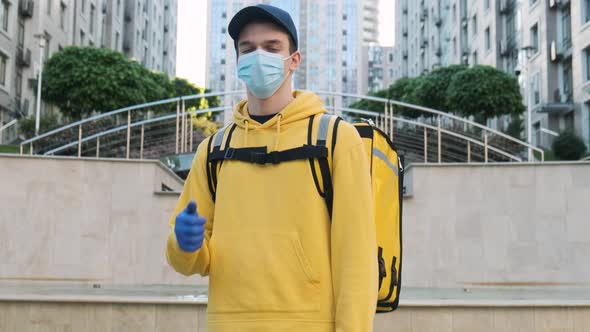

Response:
(166, 91), (377, 332)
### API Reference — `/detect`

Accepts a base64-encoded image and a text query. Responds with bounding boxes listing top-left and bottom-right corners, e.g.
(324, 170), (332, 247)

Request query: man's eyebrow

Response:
(263, 39), (283, 46)
(238, 40), (255, 47)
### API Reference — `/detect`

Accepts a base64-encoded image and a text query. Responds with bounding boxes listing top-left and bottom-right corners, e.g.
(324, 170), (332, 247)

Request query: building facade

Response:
(394, 0), (590, 150)
(206, 0), (379, 111)
(0, 0), (177, 143)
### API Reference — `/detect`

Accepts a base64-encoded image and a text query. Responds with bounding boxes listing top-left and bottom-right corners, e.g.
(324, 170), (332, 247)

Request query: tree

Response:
(413, 65), (467, 111)
(447, 65), (525, 122)
(18, 112), (60, 139)
(42, 46), (171, 119)
(505, 114), (524, 140)
(171, 78), (220, 111)
(349, 77), (424, 119)
(552, 131), (587, 160)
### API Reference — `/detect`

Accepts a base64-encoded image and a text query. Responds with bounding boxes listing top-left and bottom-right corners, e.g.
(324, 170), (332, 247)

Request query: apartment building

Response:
(394, 0), (590, 149)
(0, 0), (177, 143)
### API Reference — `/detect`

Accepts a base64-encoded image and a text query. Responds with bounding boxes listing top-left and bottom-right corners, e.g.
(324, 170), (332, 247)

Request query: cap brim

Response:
(228, 6), (289, 41)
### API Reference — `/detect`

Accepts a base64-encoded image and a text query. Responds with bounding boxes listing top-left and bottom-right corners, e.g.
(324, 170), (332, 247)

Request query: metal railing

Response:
(0, 119), (18, 145)
(18, 90), (544, 163)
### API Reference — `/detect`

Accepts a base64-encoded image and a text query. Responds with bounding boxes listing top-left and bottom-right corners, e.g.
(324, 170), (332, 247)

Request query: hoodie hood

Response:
(232, 90), (326, 129)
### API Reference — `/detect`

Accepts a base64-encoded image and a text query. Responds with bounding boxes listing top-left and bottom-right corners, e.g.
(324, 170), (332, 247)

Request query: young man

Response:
(166, 4), (377, 331)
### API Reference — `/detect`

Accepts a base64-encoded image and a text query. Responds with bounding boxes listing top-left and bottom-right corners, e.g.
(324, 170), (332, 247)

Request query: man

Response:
(166, 4), (377, 331)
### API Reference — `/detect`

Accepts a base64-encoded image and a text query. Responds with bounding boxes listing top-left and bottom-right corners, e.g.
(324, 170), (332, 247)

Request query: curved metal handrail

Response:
(330, 106), (522, 162)
(20, 90), (245, 146)
(317, 90), (543, 160)
(44, 107), (230, 155)
(21, 89), (541, 162)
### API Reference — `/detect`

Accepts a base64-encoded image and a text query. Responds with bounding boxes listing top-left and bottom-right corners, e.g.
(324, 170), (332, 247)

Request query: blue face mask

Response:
(237, 49), (295, 99)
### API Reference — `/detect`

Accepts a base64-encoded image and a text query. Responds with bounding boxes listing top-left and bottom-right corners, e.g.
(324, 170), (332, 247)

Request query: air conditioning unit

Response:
(19, 0), (34, 18)
(17, 48), (32, 67)
(499, 40), (508, 56)
(434, 16), (442, 26)
(550, 40), (563, 61)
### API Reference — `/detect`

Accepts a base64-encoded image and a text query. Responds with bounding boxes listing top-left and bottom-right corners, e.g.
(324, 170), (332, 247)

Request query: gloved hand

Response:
(174, 201), (206, 252)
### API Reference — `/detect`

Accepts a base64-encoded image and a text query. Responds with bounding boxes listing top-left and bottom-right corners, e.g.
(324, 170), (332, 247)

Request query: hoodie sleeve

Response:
(330, 122), (378, 332)
(166, 137), (215, 276)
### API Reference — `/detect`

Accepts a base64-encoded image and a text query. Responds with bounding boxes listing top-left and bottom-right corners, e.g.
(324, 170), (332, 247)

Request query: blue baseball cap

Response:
(228, 4), (299, 50)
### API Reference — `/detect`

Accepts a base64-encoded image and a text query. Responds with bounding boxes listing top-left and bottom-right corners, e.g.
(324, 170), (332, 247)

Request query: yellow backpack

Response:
(206, 114), (404, 313)
(353, 120), (404, 312)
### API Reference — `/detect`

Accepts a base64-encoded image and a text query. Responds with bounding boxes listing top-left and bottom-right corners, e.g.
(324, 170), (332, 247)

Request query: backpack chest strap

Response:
(208, 145), (328, 165)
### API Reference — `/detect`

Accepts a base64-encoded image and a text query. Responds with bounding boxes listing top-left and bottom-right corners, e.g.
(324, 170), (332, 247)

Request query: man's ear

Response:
(288, 51), (301, 72)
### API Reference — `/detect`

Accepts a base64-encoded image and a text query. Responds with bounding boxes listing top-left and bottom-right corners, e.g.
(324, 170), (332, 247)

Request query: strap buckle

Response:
(250, 152), (267, 164)
(224, 147), (235, 160)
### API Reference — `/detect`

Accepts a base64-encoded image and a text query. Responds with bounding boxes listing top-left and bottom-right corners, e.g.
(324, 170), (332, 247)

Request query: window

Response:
(584, 0), (590, 24)
(584, 46), (590, 81)
(222, 11), (226, 18)
(0, 53), (7, 86)
(485, 0), (490, 10)
(453, 37), (457, 55)
(90, 4), (95, 33)
(342, 60), (347, 66)
(80, 29), (86, 45)
(562, 5), (571, 49)
(472, 15), (477, 35)
(117, 0), (121, 14)
(220, 58), (225, 65)
(389, 53), (393, 63)
(44, 34), (51, 60)
(81, 0), (86, 14)
(47, 0), (52, 15)
(60, 3), (66, 29)
(1, 0), (9, 32)
(220, 74), (225, 81)
(389, 68), (394, 78)
(531, 72), (541, 105)
(221, 27), (226, 34)
(452, 4), (456, 22)
(529, 0), (537, 6)
(530, 23), (539, 54)
(563, 60), (572, 101)
(221, 43), (226, 49)
(485, 27), (491, 51)
(473, 51), (478, 65)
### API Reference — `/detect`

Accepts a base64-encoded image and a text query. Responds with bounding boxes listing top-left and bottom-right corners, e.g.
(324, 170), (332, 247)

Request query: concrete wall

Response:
(1, 156), (589, 290)
(403, 162), (590, 288)
(1, 302), (589, 332)
(0, 154), (208, 286)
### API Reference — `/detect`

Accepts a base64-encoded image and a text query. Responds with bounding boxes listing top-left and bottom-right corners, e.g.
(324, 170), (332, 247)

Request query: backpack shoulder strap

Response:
(206, 123), (237, 202)
(308, 113), (342, 220)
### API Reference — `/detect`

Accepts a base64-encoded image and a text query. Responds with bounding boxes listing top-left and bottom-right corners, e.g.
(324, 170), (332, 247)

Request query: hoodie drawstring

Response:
(274, 114), (283, 151)
(244, 120), (249, 146)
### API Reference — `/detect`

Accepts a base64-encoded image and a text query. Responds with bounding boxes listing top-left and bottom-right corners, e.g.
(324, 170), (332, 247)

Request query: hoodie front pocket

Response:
(208, 231), (320, 313)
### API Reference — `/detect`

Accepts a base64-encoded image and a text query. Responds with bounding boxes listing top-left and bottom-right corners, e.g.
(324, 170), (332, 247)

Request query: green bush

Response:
(552, 131), (588, 160)
(19, 112), (61, 139)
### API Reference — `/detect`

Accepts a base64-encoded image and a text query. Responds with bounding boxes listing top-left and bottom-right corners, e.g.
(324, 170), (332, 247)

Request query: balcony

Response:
(19, 0), (34, 18)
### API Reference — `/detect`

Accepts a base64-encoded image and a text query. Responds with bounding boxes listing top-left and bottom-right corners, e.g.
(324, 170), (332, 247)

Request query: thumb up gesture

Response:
(174, 201), (206, 252)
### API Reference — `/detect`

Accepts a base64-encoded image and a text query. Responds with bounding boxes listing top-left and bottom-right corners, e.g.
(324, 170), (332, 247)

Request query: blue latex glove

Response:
(174, 201), (206, 252)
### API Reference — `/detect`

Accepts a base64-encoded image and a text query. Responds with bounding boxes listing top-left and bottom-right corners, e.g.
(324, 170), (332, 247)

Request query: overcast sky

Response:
(176, 0), (396, 86)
